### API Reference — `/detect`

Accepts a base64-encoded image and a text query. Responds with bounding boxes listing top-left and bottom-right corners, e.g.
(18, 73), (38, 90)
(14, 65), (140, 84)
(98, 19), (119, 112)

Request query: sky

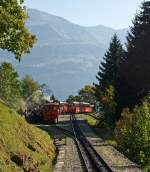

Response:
(24, 0), (144, 29)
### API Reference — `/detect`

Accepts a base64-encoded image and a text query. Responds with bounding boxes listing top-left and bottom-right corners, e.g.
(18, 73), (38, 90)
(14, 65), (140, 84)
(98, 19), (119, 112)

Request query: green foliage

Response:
(0, 101), (55, 171)
(21, 75), (39, 100)
(83, 114), (98, 126)
(115, 95), (150, 170)
(0, 62), (21, 109)
(78, 85), (96, 104)
(0, 0), (36, 61)
(121, 1), (150, 107)
(66, 85), (96, 104)
(66, 95), (82, 103)
(21, 75), (43, 110)
(99, 85), (117, 125)
(95, 34), (124, 93)
(94, 35), (124, 124)
(0, 63), (47, 111)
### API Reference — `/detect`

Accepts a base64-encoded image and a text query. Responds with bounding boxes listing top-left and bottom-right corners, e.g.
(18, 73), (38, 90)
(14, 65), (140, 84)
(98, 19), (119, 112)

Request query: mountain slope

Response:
(0, 8), (128, 100)
(27, 9), (100, 45)
(86, 25), (127, 46)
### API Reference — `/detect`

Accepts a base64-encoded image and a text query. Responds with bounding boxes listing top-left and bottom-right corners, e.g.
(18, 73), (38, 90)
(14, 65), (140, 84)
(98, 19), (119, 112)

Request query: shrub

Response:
(100, 85), (117, 125)
(115, 96), (150, 170)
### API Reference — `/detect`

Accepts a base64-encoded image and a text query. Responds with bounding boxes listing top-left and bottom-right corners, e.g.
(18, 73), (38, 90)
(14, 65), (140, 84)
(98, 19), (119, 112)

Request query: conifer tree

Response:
(121, 1), (150, 106)
(94, 35), (124, 124)
(95, 34), (124, 98)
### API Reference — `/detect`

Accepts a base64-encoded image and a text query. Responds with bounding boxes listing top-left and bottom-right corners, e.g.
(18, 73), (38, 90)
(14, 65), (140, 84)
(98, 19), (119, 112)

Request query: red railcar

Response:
(67, 102), (93, 114)
(67, 102), (80, 114)
(41, 103), (60, 123)
(60, 102), (69, 114)
(40, 101), (93, 124)
(80, 103), (93, 113)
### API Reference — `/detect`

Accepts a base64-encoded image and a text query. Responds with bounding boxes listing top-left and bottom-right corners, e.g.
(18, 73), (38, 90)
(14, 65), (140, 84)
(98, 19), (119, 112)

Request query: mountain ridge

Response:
(0, 8), (128, 100)
(27, 8), (127, 31)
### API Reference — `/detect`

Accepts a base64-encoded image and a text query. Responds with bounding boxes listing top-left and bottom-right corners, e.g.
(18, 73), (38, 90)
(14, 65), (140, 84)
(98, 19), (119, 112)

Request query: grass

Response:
(0, 101), (55, 172)
(83, 114), (98, 126)
(82, 114), (117, 147)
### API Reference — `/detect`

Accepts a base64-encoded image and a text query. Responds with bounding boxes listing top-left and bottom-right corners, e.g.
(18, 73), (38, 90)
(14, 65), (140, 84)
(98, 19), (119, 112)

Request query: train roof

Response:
(81, 102), (90, 105)
(72, 102), (91, 105)
(44, 102), (60, 106)
(73, 101), (80, 104)
(60, 102), (68, 105)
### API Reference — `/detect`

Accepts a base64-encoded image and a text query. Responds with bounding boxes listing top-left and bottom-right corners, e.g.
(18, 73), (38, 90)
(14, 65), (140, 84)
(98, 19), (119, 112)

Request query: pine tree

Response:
(94, 35), (124, 124)
(121, 1), (150, 106)
(95, 34), (124, 98)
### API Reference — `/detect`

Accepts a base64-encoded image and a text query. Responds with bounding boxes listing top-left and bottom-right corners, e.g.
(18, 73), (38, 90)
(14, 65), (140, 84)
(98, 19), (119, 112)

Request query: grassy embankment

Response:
(81, 114), (117, 147)
(0, 101), (55, 172)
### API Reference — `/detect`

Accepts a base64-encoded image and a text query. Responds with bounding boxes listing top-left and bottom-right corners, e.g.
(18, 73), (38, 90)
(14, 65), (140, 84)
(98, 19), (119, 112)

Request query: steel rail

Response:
(71, 114), (113, 172)
(55, 123), (91, 172)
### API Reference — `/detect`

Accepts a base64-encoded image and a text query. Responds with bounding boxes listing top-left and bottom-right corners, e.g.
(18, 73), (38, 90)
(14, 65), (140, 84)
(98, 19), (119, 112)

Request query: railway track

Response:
(56, 114), (113, 172)
(55, 123), (92, 171)
(71, 114), (113, 172)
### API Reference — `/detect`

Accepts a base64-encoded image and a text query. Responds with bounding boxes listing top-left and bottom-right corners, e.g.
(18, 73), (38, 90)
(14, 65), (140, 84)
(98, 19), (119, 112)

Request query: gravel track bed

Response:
(57, 114), (143, 172)
(38, 124), (85, 172)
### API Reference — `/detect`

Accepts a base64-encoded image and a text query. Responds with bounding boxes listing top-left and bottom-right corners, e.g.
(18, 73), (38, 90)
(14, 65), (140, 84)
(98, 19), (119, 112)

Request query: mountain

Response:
(86, 25), (127, 46)
(0, 8), (128, 100)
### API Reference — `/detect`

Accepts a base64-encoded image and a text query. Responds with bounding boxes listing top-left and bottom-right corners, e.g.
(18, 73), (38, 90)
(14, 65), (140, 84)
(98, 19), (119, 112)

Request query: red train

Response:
(67, 102), (93, 114)
(41, 103), (61, 123)
(41, 102), (93, 123)
(60, 102), (69, 114)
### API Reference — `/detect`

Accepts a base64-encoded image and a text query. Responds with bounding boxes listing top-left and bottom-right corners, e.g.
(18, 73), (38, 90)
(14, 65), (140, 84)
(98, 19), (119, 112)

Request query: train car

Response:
(68, 102), (80, 114)
(66, 102), (93, 114)
(80, 102), (93, 113)
(60, 102), (69, 114)
(83, 103), (93, 113)
(41, 103), (60, 123)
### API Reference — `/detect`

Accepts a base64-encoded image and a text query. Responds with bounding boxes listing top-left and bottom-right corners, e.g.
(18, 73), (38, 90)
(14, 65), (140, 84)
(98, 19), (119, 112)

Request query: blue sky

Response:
(24, 0), (144, 29)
